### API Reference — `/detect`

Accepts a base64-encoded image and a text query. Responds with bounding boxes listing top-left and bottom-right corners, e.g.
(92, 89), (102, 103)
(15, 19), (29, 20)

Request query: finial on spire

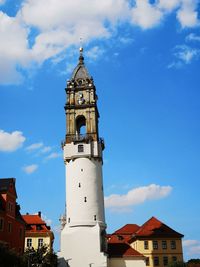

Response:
(79, 38), (84, 64)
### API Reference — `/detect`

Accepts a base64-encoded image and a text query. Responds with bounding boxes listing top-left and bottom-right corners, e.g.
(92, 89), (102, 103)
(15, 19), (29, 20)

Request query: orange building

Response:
(22, 212), (54, 251)
(0, 178), (25, 254)
(108, 217), (184, 267)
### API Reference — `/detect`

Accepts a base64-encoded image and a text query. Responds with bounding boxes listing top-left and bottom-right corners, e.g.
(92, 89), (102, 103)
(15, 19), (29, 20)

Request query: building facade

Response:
(108, 217), (184, 267)
(0, 178), (25, 254)
(58, 48), (107, 267)
(22, 212), (54, 251)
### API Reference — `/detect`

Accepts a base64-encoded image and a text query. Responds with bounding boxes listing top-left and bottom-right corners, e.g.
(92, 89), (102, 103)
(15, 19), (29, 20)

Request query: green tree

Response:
(168, 261), (187, 267)
(23, 246), (57, 267)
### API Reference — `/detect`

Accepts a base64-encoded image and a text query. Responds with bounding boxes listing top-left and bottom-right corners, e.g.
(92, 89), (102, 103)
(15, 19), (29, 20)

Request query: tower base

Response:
(58, 223), (107, 267)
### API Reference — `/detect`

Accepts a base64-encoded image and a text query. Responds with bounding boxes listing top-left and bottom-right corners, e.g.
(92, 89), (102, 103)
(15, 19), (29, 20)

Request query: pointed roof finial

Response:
(79, 38), (84, 64)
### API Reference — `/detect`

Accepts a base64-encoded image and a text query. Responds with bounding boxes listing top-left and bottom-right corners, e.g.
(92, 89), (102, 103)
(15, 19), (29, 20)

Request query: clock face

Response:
(78, 92), (85, 104)
(78, 98), (85, 105)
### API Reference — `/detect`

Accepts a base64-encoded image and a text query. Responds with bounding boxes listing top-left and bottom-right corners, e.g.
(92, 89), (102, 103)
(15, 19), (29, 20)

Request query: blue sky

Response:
(0, 0), (200, 260)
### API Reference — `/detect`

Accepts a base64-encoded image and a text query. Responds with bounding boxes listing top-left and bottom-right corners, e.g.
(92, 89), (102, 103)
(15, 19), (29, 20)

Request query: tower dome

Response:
(71, 47), (92, 83)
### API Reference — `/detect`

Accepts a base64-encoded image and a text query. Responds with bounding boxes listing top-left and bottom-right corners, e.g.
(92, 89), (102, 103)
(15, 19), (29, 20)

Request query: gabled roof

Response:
(108, 243), (144, 258)
(22, 214), (46, 225)
(0, 178), (17, 197)
(22, 213), (52, 234)
(114, 224), (140, 235)
(109, 216), (184, 245)
(135, 217), (184, 238)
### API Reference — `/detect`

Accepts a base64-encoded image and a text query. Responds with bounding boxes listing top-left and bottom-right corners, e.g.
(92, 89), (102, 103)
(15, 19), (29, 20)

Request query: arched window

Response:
(76, 116), (86, 135)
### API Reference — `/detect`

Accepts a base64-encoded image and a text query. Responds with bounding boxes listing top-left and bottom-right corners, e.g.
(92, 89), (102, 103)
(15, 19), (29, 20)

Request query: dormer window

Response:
(36, 225), (42, 230)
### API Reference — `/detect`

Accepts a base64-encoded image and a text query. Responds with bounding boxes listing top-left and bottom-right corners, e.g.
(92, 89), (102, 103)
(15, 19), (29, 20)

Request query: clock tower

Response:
(59, 48), (107, 267)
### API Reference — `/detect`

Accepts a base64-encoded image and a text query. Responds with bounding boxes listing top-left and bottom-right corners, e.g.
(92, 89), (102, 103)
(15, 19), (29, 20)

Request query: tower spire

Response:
(79, 46), (84, 65)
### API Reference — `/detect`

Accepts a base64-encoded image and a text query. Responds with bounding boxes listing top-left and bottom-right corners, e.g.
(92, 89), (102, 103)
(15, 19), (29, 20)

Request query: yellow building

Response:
(22, 211), (54, 251)
(108, 217), (184, 267)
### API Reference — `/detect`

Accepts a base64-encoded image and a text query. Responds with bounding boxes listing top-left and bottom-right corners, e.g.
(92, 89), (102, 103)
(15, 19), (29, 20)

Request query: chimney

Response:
(38, 211), (41, 217)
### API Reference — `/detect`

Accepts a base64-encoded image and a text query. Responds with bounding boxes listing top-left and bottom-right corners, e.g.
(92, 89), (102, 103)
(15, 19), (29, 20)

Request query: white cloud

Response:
(183, 240), (200, 247)
(22, 164), (38, 174)
(105, 184), (172, 211)
(177, 0), (199, 28)
(168, 44), (200, 68)
(26, 142), (43, 151)
(131, 0), (163, 29)
(41, 214), (52, 225)
(0, 0), (200, 84)
(0, 130), (26, 152)
(45, 152), (61, 160)
(40, 146), (51, 153)
(157, 0), (181, 11)
(0, 0), (6, 5)
(0, 12), (30, 84)
(186, 33), (200, 42)
(183, 240), (200, 256)
(86, 46), (105, 61)
(174, 45), (200, 63)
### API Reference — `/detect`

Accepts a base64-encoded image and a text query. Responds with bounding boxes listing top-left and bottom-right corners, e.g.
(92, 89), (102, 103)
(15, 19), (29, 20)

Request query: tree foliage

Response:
(23, 246), (57, 267)
(0, 245), (57, 267)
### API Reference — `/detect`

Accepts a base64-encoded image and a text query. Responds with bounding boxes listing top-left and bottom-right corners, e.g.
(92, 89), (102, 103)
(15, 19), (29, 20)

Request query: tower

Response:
(59, 48), (107, 267)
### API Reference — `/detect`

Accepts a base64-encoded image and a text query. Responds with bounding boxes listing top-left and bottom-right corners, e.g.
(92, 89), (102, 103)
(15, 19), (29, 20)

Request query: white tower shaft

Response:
(59, 49), (107, 267)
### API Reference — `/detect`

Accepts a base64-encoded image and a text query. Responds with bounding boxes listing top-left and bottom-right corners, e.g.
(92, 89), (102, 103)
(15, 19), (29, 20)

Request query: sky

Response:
(0, 0), (200, 261)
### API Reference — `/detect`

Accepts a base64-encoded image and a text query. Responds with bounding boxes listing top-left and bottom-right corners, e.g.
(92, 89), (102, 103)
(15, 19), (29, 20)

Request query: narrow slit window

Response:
(78, 144), (84, 153)
(78, 183), (81, 188)
(94, 215), (97, 221)
(68, 218), (70, 223)
(84, 197), (87, 202)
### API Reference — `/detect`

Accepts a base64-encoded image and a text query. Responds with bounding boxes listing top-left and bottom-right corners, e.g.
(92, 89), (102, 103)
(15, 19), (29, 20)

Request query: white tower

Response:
(59, 48), (107, 267)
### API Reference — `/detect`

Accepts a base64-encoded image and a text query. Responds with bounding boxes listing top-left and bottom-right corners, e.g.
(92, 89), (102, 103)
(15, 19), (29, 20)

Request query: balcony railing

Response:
(61, 134), (105, 149)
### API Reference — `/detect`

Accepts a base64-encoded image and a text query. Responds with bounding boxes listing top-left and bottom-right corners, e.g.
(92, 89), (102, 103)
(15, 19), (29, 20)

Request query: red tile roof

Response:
(23, 215), (46, 225)
(114, 224), (140, 235)
(108, 243), (144, 258)
(22, 214), (52, 233)
(135, 217), (184, 238)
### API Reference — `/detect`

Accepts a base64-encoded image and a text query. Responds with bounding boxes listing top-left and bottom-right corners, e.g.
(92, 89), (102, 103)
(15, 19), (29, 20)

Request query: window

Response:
(84, 197), (87, 202)
(38, 238), (43, 248)
(144, 240), (149, 250)
(81, 169), (83, 172)
(0, 218), (4, 231)
(163, 256), (168, 266)
(36, 225), (42, 230)
(68, 218), (70, 223)
(8, 222), (12, 233)
(172, 256), (177, 262)
(94, 215), (97, 221)
(146, 257), (150, 266)
(117, 235), (124, 241)
(153, 240), (158, 249)
(154, 257), (159, 266)
(8, 202), (13, 212)
(27, 238), (32, 248)
(171, 240), (176, 249)
(78, 183), (81, 188)
(162, 240), (167, 249)
(78, 144), (84, 153)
